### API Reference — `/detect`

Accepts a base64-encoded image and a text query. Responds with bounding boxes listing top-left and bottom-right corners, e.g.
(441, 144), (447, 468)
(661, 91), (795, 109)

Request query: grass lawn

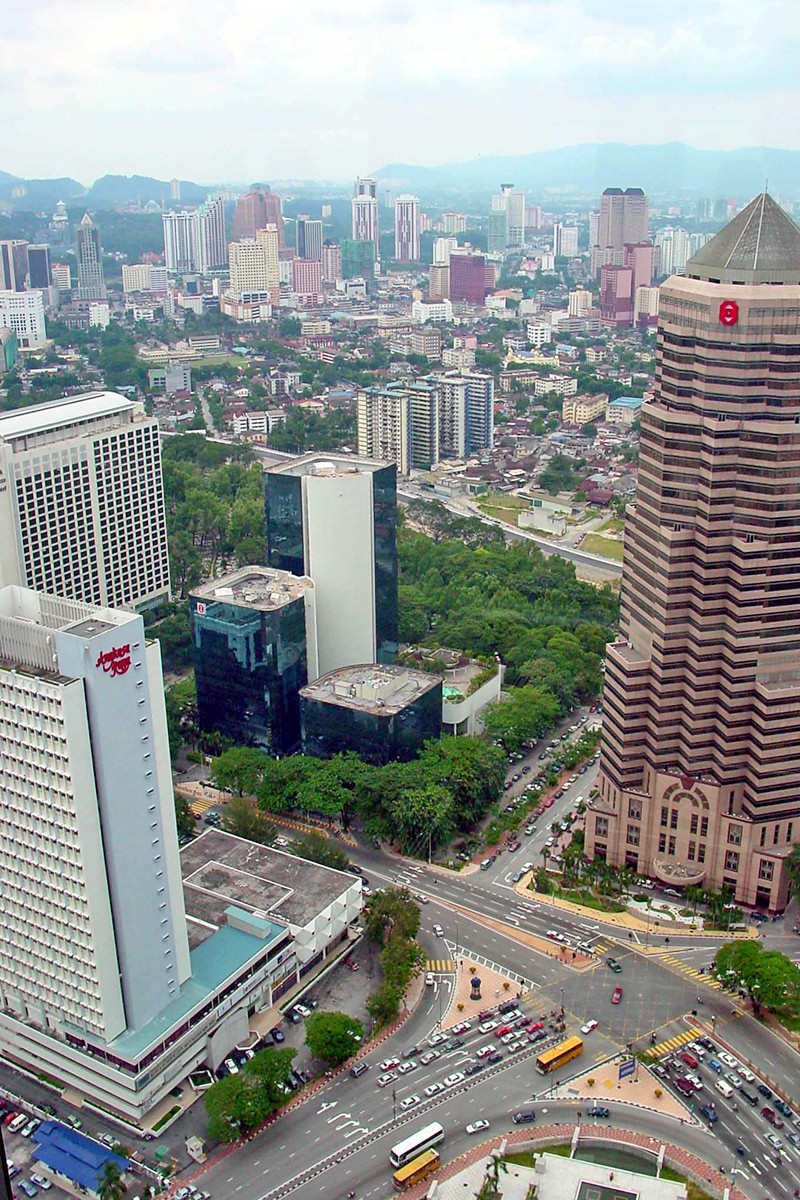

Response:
(581, 533), (624, 561)
(598, 517), (625, 534)
(484, 491), (528, 509)
(479, 504), (522, 526)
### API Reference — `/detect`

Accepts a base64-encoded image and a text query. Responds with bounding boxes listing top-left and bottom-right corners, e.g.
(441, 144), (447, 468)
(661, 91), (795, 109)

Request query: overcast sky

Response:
(3, 0), (798, 183)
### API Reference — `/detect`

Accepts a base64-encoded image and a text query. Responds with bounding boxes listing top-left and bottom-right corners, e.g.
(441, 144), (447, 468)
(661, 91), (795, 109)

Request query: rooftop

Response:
(266, 450), (390, 478)
(0, 390), (137, 441)
(181, 829), (358, 946)
(190, 566), (314, 611)
(686, 192), (800, 285)
(300, 662), (441, 714)
(33, 1122), (129, 1194)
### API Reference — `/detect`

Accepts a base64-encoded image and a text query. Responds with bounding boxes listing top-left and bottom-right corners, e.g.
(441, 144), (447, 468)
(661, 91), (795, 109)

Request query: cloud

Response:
(2, 0), (800, 181)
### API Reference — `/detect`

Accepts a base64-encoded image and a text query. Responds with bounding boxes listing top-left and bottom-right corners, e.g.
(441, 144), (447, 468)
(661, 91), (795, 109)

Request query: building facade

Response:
(27, 244), (51, 290)
(75, 215), (106, 301)
(0, 392), (170, 610)
(0, 290), (46, 350)
(0, 241), (28, 291)
(230, 187), (284, 248)
(265, 454), (398, 675)
(295, 216), (323, 261)
(322, 241), (341, 282)
(351, 178), (379, 259)
(394, 195), (420, 262)
(449, 248), (489, 305)
(586, 194), (800, 911)
(191, 567), (318, 755)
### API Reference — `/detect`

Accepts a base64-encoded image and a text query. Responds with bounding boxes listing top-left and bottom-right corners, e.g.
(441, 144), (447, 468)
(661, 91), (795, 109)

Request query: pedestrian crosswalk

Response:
(649, 1028), (695, 1059)
(592, 942), (612, 957)
(189, 795), (216, 816)
(427, 959), (456, 973)
(660, 955), (723, 989)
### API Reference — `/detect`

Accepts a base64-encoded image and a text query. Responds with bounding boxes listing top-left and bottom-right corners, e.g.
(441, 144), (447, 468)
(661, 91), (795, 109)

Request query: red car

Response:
(507, 840), (521, 852)
(611, 986), (623, 1005)
(527, 1021), (544, 1033)
(679, 1050), (698, 1068)
(345, 958), (359, 972)
(544, 797), (555, 808)
(495, 1024), (513, 1038)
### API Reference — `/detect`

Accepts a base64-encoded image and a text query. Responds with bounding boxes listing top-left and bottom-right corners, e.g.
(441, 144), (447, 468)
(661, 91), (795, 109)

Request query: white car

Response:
(719, 1052), (739, 1069)
(506, 1040), (524, 1053)
(400, 1094), (420, 1110)
(433, 924), (445, 937)
(479, 1019), (498, 1034)
(426, 972), (435, 986)
(377, 1072), (396, 1088)
(500, 1032), (516, 1045)
(444, 1072), (465, 1088)
(738, 1066), (755, 1083)
(766, 1132), (783, 1149)
(453, 1020), (472, 1033)
(504, 1009), (523, 1021)
(30, 1179), (52, 1192)
(427, 1032), (447, 1046)
(294, 1003), (311, 1019)
(419, 1050), (440, 1065)
(476, 1045), (494, 1059)
(466, 1119), (491, 1135)
(380, 1057), (400, 1072)
(581, 1019), (599, 1035)
(275, 836), (289, 847)
(424, 1082), (445, 1097)
(725, 1072), (743, 1089)
(224, 1058), (239, 1074)
(397, 1061), (417, 1074)
(685, 1073), (703, 1091)
(688, 1042), (706, 1059)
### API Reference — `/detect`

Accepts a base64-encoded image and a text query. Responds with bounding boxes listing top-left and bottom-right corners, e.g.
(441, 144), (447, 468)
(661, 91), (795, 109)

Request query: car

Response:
(500, 1032), (516, 1045)
(2, 1111), (17, 1126)
(444, 1072), (465, 1088)
(726, 1072), (743, 1089)
(762, 1106), (780, 1126)
(17, 1182), (38, 1199)
(707, 1058), (723, 1074)
(20, 1118), (40, 1138)
(397, 1061), (417, 1075)
(786, 1131), (800, 1149)
(402, 1045), (419, 1059)
(433, 924), (445, 937)
(507, 840), (521, 852)
(738, 1066), (755, 1083)
(527, 1020), (544, 1033)
(664, 887), (681, 898)
(512, 1110), (537, 1124)
(294, 1003), (311, 1019)
(380, 1057), (400, 1072)
(506, 1040), (525, 1053)
(758, 1083), (773, 1099)
(466, 1119), (491, 1135)
(684, 1073), (703, 1091)
(416, 894), (430, 905)
(400, 1094), (420, 1110)
(699, 1104), (718, 1124)
(766, 1132), (783, 1149)
(675, 1077), (696, 1097)
(652, 1063), (668, 1079)
(487, 1051), (503, 1064)
(427, 1032), (447, 1046)
(424, 1082), (445, 1097)
(447, 1038), (464, 1052)
(465, 1061), (484, 1076)
(512, 870), (525, 884)
(377, 1072), (396, 1088)
(426, 972), (435, 986)
(697, 1036), (717, 1052)
(687, 1042), (706, 1059)
(479, 1019), (498, 1033)
(345, 958), (360, 972)
(270, 1026), (285, 1043)
(774, 1099), (793, 1119)
(611, 987), (623, 1004)
(545, 797), (555, 808)
(496, 1023), (513, 1037)
(452, 1020), (472, 1034)
(39, 1104), (56, 1117)
(587, 1106), (610, 1118)
(581, 1019), (599, 1034)
(606, 957), (623, 973)
(529, 1030), (547, 1043)
(719, 1051), (739, 1069)
(419, 1051), (440, 1067)
(350, 1061), (369, 1078)
(223, 1058), (239, 1075)
(680, 1051), (699, 1069)
(30, 1178), (51, 1193)
(476, 1045), (494, 1059)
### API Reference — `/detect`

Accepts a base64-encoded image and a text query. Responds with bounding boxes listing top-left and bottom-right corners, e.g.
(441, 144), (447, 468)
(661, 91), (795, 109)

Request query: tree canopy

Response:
(715, 941), (800, 1016)
(305, 1011), (364, 1065)
(204, 1046), (296, 1141)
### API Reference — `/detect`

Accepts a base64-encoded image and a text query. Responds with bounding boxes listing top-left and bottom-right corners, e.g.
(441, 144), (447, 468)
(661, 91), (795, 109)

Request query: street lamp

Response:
(560, 986), (565, 1018)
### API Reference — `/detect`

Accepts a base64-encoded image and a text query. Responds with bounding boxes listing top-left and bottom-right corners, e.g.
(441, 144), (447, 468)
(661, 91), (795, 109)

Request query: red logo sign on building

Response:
(719, 300), (739, 326)
(96, 644), (131, 678)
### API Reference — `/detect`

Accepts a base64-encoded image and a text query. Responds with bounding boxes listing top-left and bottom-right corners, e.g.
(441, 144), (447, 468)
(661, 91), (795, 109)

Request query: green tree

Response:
(212, 746), (267, 796)
(153, 607), (193, 671)
(715, 941), (800, 1016)
(204, 1046), (295, 1141)
(305, 1011), (364, 1065)
(289, 832), (349, 872)
(174, 793), (195, 839)
(786, 843), (800, 901)
(97, 1161), (126, 1200)
(221, 795), (276, 845)
(388, 784), (455, 857)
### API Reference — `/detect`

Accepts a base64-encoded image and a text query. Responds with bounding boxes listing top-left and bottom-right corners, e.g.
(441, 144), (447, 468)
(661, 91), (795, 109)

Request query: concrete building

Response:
(147, 362), (192, 395)
(411, 327), (441, 360)
(322, 240), (341, 282)
(26, 244), (51, 290)
(358, 381), (440, 472)
(162, 210), (198, 273)
(301, 663), (441, 764)
(449, 248), (490, 305)
(0, 328), (17, 371)
(505, 188), (526, 247)
(596, 186), (649, 266)
(265, 453), (398, 675)
(295, 215), (323, 261)
(230, 186), (284, 248)
(433, 236), (457, 265)
(568, 287), (593, 317)
(122, 263), (168, 294)
(587, 194), (800, 910)
(429, 264), (450, 299)
(562, 393), (608, 424)
(439, 212), (466, 234)
(600, 263), (634, 326)
(0, 240), (28, 291)
(191, 567), (317, 755)
(435, 372), (494, 457)
(527, 322), (552, 348)
(534, 374), (578, 396)
(519, 492), (572, 536)
(634, 284), (660, 326)
(291, 257), (323, 303)
(75, 215), (106, 300)
(487, 210), (507, 255)
(351, 178), (379, 260)
(51, 264), (71, 292)
(195, 196), (227, 272)
(441, 345), (475, 368)
(394, 195), (420, 262)
(228, 228), (280, 298)
(412, 298), (452, 323)
(553, 223), (579, 258)
(0, 290), (46, 349)
(0, 392), (170, 610)
(606, 395), (643, 425)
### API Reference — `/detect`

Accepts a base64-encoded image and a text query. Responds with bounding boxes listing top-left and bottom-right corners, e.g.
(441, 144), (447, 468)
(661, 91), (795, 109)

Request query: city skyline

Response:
(4, 0), (800, 182)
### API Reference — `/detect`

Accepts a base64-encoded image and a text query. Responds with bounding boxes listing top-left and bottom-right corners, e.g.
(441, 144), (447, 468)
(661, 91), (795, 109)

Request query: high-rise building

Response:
(440, 212), (466, 234)
(623, 241), (653, 293)
(568, 287), (593, 317)
(75, 214), (106, 300)
(228, 227), (280, 299)
(0, 587), (190, 1063)
(434, 372), (494, 458)
(340, 238), (375, 281)
(295, 215), (323, 261)
(26, 244), (51, 290)
(394, 195), (420, 262)
(433, 237), (457, 266)
(553, 223), (579, 258)
(291, 258), (323, 302)
(195, 196), (226, 272)
(0, 291), (46, 350)
(595, 187), (649, 268)
(449, 248), (489, 305)
(265, 453), (398, 674)
(162, 210), (197, 273)
(0, 240), (29, 291)
(351, 177), (379, 259)
(51, 264), (71, 292)
(230, 186), (284, 248)
(0, 391), (170, 610)
(487, 211), (507, 255)
(357, 382), (439, 473)
(600, 264), (634, 327)
(586, 194), (800, 911)
(322, 240), (341, 282)
(429, 264), (449, 299)
(191, 567), (318, 755)
(505, 189), (526, 248)
(122, 263), (168, 294)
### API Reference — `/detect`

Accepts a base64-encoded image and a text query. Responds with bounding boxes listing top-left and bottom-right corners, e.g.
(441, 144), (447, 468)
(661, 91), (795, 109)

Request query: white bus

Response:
(389, 1122), (445, 1169)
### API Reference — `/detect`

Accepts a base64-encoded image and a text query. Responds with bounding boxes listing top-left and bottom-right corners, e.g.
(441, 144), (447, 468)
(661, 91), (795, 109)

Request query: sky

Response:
(2, 0), (800, 184)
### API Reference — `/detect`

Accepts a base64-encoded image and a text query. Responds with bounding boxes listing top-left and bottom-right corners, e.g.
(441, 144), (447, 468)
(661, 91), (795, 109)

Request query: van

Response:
(740, 1086), (759, 1106)
(8, 1114), (28, 1133)
(349, 1061), (369, 1078)
(715, 1079), (734, 1099)
(480, 859), (492, 871)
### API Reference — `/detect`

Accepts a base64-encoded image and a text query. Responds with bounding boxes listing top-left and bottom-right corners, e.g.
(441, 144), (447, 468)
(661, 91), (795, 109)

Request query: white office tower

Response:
(351, 177), (380, 259)
(433, 236), (457, 265)
(0, 392), (170, 611)
(568, 287), (593, 317)
(0, 588), (190, 1081)
(553, 223), (579, 258)
(505, 189), (526, 247)
(265, 453), (398, 675)
(394, 195), (420, 262)
(228, 228), (280, 297)
(435, 372), (494, 457)
(0, 290), (46, 349)
(162, 210), (197, 272)
(195, 196), (227, 272)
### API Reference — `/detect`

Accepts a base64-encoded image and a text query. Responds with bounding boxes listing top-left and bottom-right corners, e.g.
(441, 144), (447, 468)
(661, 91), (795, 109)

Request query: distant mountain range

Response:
(373, 142), (800, 197)
(0, 172), (211, 210)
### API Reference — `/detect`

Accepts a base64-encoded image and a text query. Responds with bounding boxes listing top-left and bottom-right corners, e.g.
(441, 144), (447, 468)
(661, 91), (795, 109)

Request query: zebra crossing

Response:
(649, 1028), (696, 1059)
(659, 954), (723, 989)
(426, 959), (456, 973)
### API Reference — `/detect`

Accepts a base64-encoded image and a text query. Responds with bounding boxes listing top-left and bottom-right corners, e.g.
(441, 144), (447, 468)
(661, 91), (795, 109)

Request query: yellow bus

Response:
(535, 1034), (583, 1074)
(392, 1149), (440, 1190)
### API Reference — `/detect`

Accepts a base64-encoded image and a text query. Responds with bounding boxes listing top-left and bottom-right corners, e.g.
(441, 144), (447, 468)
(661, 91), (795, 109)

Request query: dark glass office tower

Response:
(190, 567), (318, 755)
(265, 453), (398, 675)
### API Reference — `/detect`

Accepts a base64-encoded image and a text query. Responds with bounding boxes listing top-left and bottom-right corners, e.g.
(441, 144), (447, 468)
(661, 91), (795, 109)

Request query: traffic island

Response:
(546, 1059), (690, 1122)
(440, 958), (523, 1030)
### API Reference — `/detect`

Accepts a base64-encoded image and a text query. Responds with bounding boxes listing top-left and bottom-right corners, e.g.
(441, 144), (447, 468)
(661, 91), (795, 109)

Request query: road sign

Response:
(618, 1058), (636, 1080)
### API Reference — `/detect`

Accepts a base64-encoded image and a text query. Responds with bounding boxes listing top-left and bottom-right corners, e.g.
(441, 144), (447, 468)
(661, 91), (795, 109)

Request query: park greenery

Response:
(304, 1011), (364, 1066)
(204, 1046), (296, 1142)
(288, 832), (349, 872)
(363, 889), (425, 1026)
(715, 941), (800, 1020)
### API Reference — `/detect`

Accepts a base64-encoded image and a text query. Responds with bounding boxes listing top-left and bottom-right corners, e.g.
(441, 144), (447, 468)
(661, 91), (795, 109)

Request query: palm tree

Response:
(97, 1161), (126, 1200)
